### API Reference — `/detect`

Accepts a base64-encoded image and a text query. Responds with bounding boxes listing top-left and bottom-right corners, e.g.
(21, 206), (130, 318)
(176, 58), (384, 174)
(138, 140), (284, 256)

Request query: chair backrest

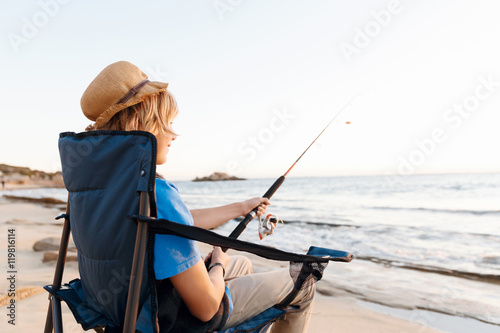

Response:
(58, 131), (158, 329)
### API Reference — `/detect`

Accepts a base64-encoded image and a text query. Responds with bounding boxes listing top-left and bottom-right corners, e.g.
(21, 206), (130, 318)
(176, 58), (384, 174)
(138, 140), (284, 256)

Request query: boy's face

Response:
(156, 128), (176, 165)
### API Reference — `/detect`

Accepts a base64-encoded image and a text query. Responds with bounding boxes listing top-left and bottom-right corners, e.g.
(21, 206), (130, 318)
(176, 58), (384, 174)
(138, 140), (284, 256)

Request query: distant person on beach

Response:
(1, 180), (4, 190)
(79, 61), (315, 332)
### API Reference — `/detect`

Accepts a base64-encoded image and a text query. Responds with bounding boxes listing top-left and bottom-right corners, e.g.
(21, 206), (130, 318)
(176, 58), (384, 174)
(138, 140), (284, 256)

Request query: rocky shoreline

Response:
(0, 164), (64, 188)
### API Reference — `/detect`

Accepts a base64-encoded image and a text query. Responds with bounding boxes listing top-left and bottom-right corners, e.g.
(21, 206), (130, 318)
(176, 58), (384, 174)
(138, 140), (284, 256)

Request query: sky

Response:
(1, 0), (499, 180)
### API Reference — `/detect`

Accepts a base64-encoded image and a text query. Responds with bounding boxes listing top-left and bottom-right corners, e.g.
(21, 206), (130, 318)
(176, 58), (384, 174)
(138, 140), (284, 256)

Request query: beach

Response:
(1, 175), (499, 332)
(0, 194), (446, 332)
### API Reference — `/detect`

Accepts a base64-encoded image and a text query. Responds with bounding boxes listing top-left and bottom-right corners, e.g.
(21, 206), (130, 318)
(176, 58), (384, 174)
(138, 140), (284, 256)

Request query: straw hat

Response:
(81, 61), (168, 128)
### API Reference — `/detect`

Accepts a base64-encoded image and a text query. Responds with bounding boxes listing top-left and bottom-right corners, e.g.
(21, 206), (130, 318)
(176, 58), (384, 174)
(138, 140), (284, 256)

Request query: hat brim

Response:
(93, 81), (168, 128)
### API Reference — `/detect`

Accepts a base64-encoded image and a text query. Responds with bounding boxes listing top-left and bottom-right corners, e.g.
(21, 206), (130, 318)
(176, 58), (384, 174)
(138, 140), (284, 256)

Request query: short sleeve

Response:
(154, 179), (201, 280)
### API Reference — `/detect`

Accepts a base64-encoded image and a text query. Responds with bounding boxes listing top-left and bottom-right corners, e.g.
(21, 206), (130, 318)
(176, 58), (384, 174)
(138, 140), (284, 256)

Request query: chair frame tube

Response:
(123, 191), (150, 333)
(44, 201), (71, 333)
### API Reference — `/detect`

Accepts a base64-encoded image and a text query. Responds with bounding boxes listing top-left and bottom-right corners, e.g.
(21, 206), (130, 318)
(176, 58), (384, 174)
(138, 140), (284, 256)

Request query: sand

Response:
(0, 195), (444, 332)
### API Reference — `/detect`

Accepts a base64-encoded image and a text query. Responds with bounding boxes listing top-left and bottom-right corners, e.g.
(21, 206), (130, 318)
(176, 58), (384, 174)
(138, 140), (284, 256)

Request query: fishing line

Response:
(284, 96), (356, 176)
(223, 95), (357, 249)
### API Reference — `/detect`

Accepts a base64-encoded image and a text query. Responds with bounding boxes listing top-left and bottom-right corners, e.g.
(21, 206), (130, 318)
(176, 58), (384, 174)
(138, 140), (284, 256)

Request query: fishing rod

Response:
(223, 97), (355, 251)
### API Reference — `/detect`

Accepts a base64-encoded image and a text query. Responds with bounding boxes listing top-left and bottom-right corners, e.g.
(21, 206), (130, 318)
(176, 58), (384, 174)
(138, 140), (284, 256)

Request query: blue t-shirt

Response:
(153, 179), (233, 314)
(154, 179), (201, 279)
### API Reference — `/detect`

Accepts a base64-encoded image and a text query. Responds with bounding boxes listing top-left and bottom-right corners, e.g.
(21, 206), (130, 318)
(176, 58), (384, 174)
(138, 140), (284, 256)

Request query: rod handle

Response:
(262, 175), (286, 199)
(221, 175), (286, 252)
(227, 211), (256, 239)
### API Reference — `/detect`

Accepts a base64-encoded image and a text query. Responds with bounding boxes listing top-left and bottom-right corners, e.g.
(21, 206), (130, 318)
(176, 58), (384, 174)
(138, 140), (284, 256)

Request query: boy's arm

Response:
(191, 197), (269, 229)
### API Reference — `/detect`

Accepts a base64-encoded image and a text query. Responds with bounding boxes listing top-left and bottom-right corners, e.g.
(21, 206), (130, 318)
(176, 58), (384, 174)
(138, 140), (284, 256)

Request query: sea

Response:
(5, 173), (500, 331)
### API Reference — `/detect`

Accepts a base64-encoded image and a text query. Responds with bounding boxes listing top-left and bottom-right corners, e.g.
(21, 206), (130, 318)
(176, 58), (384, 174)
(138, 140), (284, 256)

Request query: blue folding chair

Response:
(44, 131), (353, 333)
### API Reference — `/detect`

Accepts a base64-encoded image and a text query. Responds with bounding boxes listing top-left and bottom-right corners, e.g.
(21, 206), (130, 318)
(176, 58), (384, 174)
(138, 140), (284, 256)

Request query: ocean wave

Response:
(231, 216), (358, 228)
(370, 206), (500, 216)
(2, 194), (66, 206)
(357, 255), (500, 285)
(282, 220), (359, 228)
(482, 255), (500, 265)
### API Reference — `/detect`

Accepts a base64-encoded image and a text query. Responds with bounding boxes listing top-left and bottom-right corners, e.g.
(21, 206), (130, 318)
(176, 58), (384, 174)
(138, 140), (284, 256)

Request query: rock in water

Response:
(193, 172), (245, 182)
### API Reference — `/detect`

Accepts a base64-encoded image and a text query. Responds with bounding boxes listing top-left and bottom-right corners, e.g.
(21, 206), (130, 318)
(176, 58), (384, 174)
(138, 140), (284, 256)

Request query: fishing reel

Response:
(258, 214), (283, 240)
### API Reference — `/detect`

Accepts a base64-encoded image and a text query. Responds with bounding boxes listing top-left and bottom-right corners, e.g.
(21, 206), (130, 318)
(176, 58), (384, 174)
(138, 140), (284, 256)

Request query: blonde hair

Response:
(87, 90), (178, 138)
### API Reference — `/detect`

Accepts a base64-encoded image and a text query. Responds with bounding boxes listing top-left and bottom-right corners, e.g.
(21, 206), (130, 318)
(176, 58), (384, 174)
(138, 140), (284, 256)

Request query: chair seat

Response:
(217, 306), (298, 333)
(45, 280), (294, 333)
(45, 279), (109, 331)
